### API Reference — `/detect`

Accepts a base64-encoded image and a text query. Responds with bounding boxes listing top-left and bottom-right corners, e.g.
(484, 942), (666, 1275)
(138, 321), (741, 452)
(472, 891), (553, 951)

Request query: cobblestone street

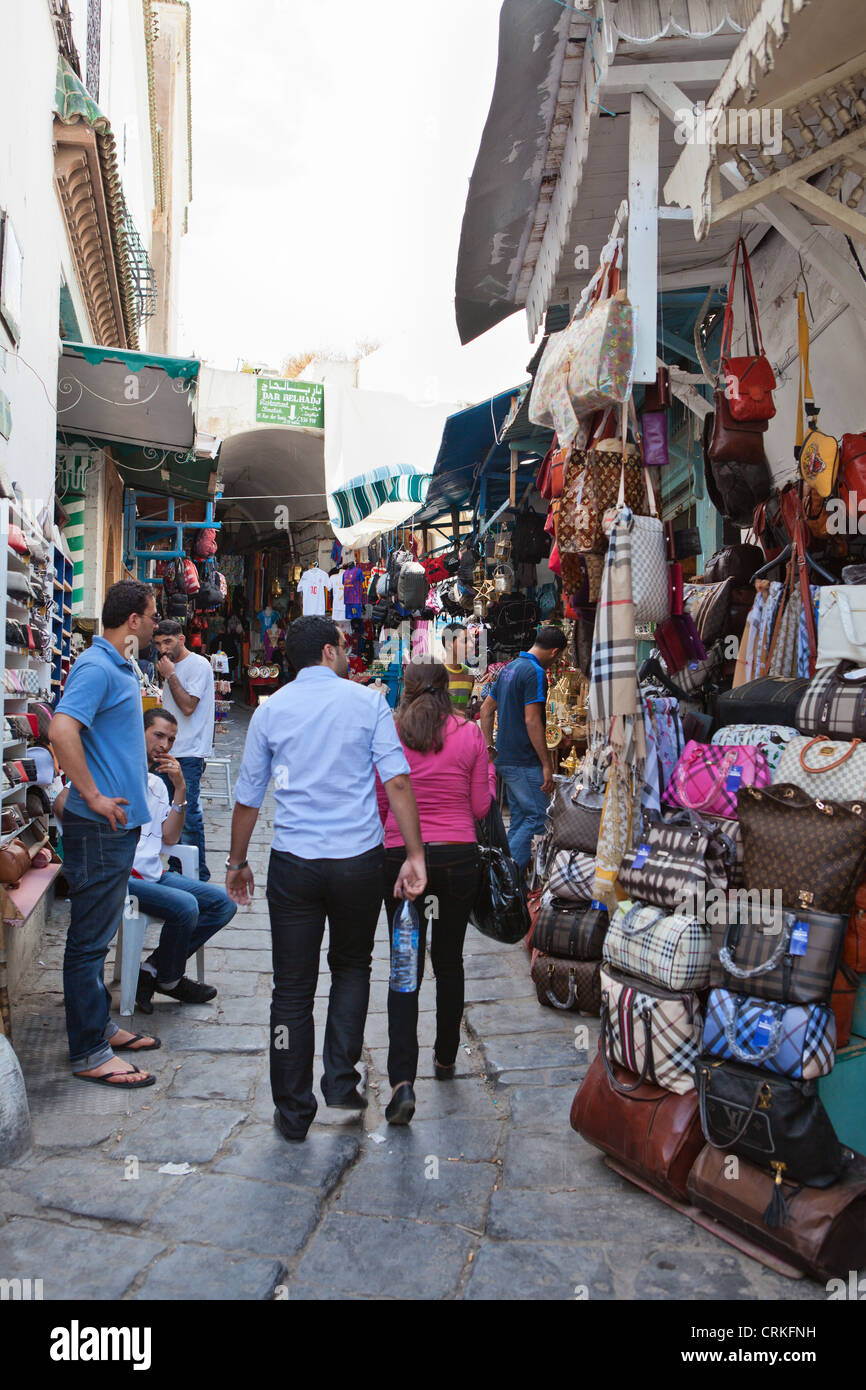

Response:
(0, 712), (832, 1302)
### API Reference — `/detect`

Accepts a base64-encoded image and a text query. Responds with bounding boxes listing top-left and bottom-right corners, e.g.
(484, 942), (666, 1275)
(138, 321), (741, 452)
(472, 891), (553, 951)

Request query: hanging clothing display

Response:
(297, 566), (329, 616)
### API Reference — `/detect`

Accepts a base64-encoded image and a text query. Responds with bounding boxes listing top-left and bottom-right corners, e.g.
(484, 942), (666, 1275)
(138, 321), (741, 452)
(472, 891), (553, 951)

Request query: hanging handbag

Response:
(531, 952), (601, 1013)
(558, 446), (647, 555)
(797, 661), (866, 738)
(702, 988), (836, 1080)
(687, 1145), (866, 1280)
(738, 782), (866, 914)
(545, 848), (596, 903)
(773, 734), (866, 800)
(531, 895), (608, 961)
(816, 586), (866, 669)
(570, 1049), (705, 1202)
(696, 1059), (846, 1188)
(704, 398), (773, 527)
(662, 741), (771, 819)
(684, 579), (736, 646)
(600, 964), (703, 1095)
(703, 543), (764, 586)
(182, 557), (200, 595)
(617, 813), (732, 911)
(626, 453), (670, 627)
(546, 776), (603, 853)
(838, 430), (866, 521)
(640, 408), (669, 468)
(719, 236), (777, 422)
(603, 900), (711, 992)
(710, 903), (847, 1005)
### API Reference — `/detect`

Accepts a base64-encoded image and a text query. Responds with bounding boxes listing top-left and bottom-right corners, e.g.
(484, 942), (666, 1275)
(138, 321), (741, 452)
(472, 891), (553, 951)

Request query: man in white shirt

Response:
(297, 566), (329, 616)
(154, 618), (215, 881)
(130, 708), (236, 1012)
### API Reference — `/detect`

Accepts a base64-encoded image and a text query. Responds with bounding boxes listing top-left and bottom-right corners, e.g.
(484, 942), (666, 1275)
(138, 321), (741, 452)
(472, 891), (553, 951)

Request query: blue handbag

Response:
(702, 988), (836, 1081)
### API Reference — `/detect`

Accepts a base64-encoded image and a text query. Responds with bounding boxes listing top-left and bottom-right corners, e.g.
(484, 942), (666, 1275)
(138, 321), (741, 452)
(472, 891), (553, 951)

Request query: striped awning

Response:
(328, 463), (431, 543)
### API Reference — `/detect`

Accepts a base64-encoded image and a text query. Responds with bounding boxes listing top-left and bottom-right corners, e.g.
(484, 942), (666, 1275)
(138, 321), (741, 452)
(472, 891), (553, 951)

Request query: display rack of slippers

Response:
(568, 666), (866, 1282)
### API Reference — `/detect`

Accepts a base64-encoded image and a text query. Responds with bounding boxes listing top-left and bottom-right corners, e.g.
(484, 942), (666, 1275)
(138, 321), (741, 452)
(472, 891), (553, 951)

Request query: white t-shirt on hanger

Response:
(298, 567), (329, 615)
(329, 571), (347, 621)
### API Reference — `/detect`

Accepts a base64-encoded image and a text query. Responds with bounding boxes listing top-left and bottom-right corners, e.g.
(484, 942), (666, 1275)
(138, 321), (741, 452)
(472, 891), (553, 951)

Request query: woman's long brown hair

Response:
(396, 660), (455, 753)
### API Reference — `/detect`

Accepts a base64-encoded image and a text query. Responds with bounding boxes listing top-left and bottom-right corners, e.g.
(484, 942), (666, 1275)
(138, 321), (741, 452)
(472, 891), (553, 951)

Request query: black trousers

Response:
(267, 844), (385, 1138)
(383, 843), (480, 1087)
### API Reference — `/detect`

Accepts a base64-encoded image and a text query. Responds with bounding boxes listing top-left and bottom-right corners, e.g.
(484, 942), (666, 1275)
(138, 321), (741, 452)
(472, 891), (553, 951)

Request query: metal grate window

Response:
(122, 199), (158, 326)
(86, 0), (101, 102)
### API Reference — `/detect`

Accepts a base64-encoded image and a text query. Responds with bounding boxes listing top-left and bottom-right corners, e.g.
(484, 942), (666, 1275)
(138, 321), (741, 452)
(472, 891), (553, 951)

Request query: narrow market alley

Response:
(0, 711), (829, 1302)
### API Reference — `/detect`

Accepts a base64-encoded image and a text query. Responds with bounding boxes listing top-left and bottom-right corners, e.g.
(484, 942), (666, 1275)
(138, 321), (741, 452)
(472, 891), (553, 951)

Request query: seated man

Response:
(131, 707), (236, 1013)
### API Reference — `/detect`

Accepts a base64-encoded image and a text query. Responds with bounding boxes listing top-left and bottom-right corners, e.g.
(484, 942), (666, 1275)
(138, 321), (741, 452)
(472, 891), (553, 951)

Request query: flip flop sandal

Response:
(73, 1064), (155, 1089)
(111, 1033), (162, 1052)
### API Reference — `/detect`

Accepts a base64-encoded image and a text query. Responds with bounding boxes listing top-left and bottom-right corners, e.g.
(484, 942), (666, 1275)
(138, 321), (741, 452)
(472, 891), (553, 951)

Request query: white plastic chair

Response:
(113, 843), (206, 1020)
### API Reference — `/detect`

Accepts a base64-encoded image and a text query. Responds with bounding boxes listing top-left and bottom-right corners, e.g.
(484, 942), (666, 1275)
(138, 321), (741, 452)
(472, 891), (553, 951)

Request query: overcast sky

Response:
(177, 0), (538, 407)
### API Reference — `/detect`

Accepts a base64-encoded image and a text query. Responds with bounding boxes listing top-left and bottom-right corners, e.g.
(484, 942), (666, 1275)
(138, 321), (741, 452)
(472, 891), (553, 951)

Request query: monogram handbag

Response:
(687, 1146), (866, 1280)
(710, 723), (798, 775)
(617, 814), (732, 911)
(531, 895), (608, 960)
(696, 1059), (846, 1187)
(546, 849), (596, 903)
(547, 777), (603, 853)
(738, 783), (866, 915)
(701, 988), (836, 1080)
(600, 964), (703, 1095)
(796, 662), (866, 738)
(570, 1050), (705, 1201)
(603, 900), (711, 992)
(773, 735), (866, 799)
(558, 444), (648, 555)
(663, 741), (771, 819)
(710, 904), (847, 1005)
(531, 952), (601, 1013)
(816, 587), (866, 669)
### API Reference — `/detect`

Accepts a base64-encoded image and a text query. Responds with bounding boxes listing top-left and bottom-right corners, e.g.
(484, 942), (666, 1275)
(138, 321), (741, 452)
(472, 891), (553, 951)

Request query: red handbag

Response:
(839, 432), (866, 521)
(720, 237), (776, 423)
(549, 445), (568, 500)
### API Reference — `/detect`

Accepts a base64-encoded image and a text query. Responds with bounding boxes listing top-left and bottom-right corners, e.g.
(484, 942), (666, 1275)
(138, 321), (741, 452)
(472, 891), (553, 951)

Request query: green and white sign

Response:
(255, 378), (324, 428)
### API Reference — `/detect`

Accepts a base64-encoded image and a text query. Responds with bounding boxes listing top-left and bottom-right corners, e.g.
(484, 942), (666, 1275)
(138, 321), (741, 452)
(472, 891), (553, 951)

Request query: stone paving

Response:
(0, 707), (835, 1301)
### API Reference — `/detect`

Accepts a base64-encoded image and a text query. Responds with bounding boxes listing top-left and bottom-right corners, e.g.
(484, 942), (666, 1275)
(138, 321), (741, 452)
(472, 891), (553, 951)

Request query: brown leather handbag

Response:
(738, 783), (866, 915)
(0, 839), (31, 887)
(845, 878), (866, 972)
(570, 1049), (705, 1201)
(687, 1145), (866, 1282)
(530, 952), (601, 1013)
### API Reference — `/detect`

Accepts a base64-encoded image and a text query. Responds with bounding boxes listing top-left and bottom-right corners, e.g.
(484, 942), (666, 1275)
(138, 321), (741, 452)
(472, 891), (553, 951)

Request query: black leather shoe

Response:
(273, 1109), (307, 1143)
(135, 969), (156, 1015)
(326, 1090), (368, 1111)
(385, 1082), (416, 1126)
(433, 1056), (456, 1080)
(155, 976), (217, 1004)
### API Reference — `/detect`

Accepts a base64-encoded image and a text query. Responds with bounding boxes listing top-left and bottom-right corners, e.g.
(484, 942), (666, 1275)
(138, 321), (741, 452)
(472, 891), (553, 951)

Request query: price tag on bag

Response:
(789, 920), (810, 956)
(725, 765), (744, 793)
(590, 900), (608, 914)
(752, 1010), (776, 1050)
(631, 843), (652, 870)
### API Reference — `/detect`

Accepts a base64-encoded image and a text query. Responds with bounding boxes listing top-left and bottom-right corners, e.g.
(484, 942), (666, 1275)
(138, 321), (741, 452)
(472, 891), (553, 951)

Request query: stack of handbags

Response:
(703, 725), (799, 886)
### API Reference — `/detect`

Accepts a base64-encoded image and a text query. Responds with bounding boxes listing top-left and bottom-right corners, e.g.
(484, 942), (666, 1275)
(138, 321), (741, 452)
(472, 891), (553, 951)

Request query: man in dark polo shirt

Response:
(479, 626), (567, 870)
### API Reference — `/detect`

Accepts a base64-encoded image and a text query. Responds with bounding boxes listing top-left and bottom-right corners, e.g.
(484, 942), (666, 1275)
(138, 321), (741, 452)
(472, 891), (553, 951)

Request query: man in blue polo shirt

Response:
(50, 581), (159, 1089)
(479, 626), (567, 870)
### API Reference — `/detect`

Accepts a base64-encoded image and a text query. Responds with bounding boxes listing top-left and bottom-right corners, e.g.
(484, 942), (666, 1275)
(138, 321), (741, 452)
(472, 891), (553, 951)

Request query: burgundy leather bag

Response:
(569, 1049), (705, 1201)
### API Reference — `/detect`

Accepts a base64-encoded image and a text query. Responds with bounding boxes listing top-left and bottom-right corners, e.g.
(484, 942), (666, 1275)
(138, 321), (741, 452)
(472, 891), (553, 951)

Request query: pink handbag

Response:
(662, 740), (771, 819)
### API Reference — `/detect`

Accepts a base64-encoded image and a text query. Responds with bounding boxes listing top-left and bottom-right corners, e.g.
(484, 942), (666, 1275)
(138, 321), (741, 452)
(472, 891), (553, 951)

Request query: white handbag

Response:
(772, 735), (866, 800)
(816, 586), (866, 668)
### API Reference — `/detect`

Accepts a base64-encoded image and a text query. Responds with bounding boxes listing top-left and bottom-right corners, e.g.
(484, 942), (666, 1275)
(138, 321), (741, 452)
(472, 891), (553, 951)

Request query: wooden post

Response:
(509, 449), (519, 508)
(450, 506), (460, 549)
(628, 92), (660, 385)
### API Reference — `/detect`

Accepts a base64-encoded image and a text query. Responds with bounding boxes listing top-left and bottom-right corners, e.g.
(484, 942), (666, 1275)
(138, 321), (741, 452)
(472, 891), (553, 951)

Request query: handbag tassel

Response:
(762, 1163), (790, 1228)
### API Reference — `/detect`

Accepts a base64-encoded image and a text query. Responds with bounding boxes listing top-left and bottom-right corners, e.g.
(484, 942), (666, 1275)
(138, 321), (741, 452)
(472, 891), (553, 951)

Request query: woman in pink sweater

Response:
(376, 660), (493, 1124)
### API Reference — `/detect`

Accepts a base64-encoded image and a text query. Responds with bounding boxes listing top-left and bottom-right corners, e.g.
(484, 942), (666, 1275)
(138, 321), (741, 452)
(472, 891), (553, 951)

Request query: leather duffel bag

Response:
(716, 676), (811, 730)
(687, 1145), (866, 1282)
(570, 1049), (704, 1201)
(710, 903), (847, 1005)
(531, 952), (601, 1014)
(531, 896), (608, 961)
(796, 661), (866, 739)
(695, 1058), (846, 1187)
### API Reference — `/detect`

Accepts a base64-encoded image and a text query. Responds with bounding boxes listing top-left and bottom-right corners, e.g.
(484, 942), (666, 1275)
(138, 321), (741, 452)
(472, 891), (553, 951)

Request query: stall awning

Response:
(415, 386), (544, 523)
(329, 464), (432, 546)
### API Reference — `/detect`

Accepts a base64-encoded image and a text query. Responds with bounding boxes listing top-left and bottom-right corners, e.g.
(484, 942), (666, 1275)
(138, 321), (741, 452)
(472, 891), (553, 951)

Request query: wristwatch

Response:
(225, 857), (248, 871)
(170, 800), (187, 811)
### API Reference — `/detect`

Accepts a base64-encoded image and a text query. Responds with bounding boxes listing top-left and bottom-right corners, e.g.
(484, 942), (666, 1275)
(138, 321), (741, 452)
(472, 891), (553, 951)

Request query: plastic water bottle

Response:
(389, 895), (420, 993)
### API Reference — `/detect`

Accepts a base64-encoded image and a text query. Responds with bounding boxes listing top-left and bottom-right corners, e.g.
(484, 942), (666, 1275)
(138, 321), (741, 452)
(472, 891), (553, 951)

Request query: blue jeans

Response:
(497, 762), (549, 871)
(127, 871), (237, 982)
(163, 757), (210, 881)
(61, 809), (141, 1070)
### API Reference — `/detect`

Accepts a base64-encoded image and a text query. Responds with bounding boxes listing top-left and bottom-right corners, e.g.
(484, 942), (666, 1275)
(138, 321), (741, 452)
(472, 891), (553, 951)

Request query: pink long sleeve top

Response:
(376, 715), (495, 847)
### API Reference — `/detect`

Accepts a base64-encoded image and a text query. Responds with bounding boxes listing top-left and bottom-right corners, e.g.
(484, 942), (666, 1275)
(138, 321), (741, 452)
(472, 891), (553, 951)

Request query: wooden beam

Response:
(710, 127), (866, 225)
(658, 205), (771, 223)
(600, 61), (727, 95)
(658, 326), (701, 366)
(628, 93), (660, 384)
(509, 449), (518, 508)
(783, 179), (866, 244)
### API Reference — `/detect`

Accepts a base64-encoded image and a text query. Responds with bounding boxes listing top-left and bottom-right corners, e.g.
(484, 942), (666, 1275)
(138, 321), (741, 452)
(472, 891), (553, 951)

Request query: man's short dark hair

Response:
(144, 706), (178, 730)
(286, 615), (341, 671)
(102, 581), (154, 630)
(534, 625), (568, 653)
(155, 619), (184, 639)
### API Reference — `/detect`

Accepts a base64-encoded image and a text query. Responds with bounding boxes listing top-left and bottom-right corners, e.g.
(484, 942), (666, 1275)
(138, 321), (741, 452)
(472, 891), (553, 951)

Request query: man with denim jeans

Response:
(226, 616), (427, 1143)
(154, 619), (215, 881)
(50, 581), (160, 1088)
(479, 626), (567, 871)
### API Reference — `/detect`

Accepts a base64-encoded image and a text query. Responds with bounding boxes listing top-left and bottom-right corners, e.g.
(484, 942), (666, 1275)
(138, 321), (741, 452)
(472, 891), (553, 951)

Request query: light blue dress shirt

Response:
(233, 666), (410, 859)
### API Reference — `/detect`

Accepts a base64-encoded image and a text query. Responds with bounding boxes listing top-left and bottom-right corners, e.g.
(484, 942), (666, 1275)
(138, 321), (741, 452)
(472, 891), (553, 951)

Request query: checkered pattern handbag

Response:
(796, 662), (866, 738)
(702, 988), (837, 1080)
(547, 849), (596, 903)
(710, 904), (846, 1004)
(600, 964), (703, 1094)
(604, 900), (711, 992)
(773, 735), (866, 801)
(617, 815), (733, 910)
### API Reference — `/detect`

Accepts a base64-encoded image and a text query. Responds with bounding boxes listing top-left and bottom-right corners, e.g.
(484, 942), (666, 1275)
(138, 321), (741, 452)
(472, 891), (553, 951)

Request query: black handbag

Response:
(531, 895), (608, 961)
(696, 1058), (847, 1188)
(710, 903), (846, 1005)
(470, 804), (530, 945)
